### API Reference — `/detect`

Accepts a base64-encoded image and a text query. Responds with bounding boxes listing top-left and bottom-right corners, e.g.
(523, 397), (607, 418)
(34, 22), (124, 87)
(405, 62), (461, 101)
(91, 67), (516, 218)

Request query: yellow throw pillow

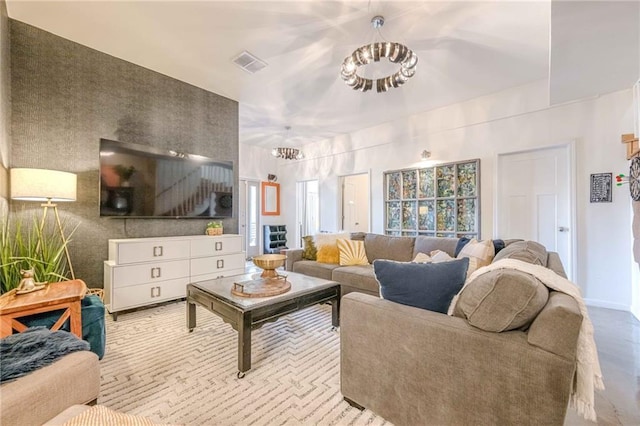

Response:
(337, 239), (369, 266)
(301, 235), (317, 260)
(457, 238), (495, 275)
(316, 245), (340, 264)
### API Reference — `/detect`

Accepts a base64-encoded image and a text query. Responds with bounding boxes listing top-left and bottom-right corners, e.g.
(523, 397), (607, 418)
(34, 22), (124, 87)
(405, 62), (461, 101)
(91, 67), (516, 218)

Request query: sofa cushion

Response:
(292, 260), (341, 280)
(455, 237), (506, 257)
(337, 239), (369, 266)
(373, 258), (469, 314)
(365, 234), (415, 262)
(413, 236), (459, 258)
(453, 269), (549, 332)
(301, 235), (317, 260)
(332, 265), (378, 295)
(456, 239), (495, 275)
(492, 241), (548, 266)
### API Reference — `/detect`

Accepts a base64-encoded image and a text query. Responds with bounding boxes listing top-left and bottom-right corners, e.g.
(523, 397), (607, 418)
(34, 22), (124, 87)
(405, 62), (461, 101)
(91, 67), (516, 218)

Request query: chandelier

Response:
(340, 15), (418, 93)
(271, 147), (304, 160)
(271, 126), (304, 160)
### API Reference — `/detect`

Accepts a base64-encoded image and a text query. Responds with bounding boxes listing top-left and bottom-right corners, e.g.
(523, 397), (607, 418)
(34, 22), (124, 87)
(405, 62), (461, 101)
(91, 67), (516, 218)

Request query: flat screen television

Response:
(99, 139), (234, 218)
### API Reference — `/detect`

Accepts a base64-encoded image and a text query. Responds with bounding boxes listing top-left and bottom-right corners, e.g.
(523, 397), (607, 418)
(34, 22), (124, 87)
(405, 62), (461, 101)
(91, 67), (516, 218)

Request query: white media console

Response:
(104, 234), (245, 319)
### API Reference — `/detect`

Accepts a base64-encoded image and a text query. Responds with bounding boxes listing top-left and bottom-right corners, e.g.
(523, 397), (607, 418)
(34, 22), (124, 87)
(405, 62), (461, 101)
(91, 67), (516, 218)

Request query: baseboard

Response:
(584, 298), (629, 311)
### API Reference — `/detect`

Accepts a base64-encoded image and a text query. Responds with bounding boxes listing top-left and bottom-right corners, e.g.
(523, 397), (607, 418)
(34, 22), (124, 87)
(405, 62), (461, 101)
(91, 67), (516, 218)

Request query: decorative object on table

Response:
(205, 220), (223, 236)
(252, 254), (286, 278)
(589, 173), (613, 203)
(9, 168), (78, 280)
(261, 181), (280, 215)
(231, 254), (291, 298)
(340, 15), (418, 93)
(15, 269), (47, 295)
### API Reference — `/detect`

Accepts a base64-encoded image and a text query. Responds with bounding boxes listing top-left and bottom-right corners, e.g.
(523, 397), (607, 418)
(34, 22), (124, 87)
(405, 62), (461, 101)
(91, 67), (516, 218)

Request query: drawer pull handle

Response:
(150, 286), (162, 297)
(153, 246), (164, 257)
(157, 286), (161, 297)
(151, 267), (161, 278)
(216, 259), (224, 269)
(215, 242), (223, 251)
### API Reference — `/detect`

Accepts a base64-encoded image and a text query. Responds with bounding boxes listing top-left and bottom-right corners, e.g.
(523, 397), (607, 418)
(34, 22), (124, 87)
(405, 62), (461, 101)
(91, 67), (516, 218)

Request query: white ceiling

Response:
(7, 1), (554, 148)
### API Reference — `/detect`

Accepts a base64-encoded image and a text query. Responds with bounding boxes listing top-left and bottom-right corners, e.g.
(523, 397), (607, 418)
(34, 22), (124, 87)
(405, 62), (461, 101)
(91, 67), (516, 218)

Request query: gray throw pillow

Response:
(492, 241), (548, 266)
(373, 258), (469, 314)
(454, 269), (549, 332)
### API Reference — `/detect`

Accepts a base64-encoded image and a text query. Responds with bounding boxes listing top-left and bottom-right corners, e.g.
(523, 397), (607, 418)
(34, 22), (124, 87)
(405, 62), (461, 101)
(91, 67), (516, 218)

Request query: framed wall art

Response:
(590, 173), (612, 203)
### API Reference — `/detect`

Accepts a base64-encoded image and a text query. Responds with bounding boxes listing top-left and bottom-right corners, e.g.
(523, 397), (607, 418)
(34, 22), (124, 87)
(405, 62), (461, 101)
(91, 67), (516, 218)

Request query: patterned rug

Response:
(99, 301), (388, 425)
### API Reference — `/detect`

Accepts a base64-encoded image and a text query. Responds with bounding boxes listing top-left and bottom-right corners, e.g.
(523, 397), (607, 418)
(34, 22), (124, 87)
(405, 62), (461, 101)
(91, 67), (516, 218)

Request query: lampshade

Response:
(10, 168), (77, 202)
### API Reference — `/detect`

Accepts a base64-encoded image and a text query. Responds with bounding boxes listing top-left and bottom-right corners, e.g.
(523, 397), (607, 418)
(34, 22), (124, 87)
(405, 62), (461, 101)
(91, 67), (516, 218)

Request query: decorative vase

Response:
(206, 227), (223, 236)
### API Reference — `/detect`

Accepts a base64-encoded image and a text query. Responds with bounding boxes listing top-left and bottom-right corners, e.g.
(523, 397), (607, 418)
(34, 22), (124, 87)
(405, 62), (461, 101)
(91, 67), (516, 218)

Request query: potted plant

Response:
(0, 211), (77, 294)
(206, 220), (223, 236)
(113, 165), (136, 187)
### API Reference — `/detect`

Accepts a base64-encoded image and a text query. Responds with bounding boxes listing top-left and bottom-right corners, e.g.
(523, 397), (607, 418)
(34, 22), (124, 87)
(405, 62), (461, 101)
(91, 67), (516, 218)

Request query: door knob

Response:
(558, 226), (569, 232)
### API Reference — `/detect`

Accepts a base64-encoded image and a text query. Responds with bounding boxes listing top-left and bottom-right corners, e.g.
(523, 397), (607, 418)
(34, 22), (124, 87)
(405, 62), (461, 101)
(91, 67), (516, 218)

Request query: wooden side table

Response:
(0, 279), (87, 339)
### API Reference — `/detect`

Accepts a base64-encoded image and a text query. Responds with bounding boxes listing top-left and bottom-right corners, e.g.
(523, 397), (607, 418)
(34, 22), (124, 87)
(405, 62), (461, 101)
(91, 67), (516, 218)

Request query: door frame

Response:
(239, 178), (261, 259)
(494, 141), (577, 281)
(339, 171), (372, 233)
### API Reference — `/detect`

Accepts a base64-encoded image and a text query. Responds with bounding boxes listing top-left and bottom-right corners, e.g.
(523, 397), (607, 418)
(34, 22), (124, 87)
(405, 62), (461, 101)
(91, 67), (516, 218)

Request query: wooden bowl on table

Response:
(252, 254), (286, 278)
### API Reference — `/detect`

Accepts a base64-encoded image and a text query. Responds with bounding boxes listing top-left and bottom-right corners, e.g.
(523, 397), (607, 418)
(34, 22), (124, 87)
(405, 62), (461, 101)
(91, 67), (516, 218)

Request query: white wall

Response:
(238, 143), (287, 253)
(264, 80), (636, 311)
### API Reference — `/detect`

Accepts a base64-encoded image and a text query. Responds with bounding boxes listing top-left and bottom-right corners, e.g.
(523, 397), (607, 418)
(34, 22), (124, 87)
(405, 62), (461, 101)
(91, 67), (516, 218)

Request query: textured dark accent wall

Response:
(10, 20), (239, 289)
(0, 0), (9, 214)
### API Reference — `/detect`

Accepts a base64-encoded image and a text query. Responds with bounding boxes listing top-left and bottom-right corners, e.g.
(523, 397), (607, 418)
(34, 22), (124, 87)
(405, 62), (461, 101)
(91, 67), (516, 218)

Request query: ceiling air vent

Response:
(232, 51), (268, 74)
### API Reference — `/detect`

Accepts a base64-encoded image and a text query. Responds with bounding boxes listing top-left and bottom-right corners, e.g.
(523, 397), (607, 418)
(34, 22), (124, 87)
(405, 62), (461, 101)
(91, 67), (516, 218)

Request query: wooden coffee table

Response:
(0, 280), (87, 339)
(186, 271), (340, 378)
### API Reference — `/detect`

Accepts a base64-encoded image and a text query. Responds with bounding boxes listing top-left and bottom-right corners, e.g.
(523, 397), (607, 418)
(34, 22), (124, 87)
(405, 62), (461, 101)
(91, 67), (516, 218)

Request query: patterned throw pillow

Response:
(301, 235), (317, 260)
(456, 239), (495, 275)
(337, 239), (369, 266)
(316, 245), (340, 264)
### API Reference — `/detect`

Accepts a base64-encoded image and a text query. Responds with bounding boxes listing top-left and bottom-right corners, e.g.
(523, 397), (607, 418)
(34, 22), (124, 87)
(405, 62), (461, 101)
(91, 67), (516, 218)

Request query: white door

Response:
(342, 173), (370, 233)
(239, 179), (260, 259)
(296, 180), (319, 246)
(496, 144), (574, 279)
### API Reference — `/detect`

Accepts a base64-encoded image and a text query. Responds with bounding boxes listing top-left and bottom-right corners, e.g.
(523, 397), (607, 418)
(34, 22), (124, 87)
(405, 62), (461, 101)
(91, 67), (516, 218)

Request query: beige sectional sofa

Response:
(286, 233), (583, 425)
(285, 233), (460, 297)
(0, 351), (100, 425)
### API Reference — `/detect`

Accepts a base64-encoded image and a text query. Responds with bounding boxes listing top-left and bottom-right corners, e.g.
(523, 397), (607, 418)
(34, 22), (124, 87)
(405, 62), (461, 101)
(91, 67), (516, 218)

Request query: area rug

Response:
(98, 301), (388, 425)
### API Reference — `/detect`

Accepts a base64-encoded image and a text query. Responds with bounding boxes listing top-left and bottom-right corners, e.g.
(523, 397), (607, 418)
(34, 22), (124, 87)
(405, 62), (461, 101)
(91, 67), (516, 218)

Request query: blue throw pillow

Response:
(373, 258), (469, 314)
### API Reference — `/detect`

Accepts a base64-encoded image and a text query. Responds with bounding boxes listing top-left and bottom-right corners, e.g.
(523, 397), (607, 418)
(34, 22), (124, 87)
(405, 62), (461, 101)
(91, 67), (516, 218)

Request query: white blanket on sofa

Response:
(448, 258), (604, 421)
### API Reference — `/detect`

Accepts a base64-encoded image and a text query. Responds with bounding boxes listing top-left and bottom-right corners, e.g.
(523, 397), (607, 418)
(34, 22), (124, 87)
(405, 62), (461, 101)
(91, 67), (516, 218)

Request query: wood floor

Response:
(564, 307), (640, 425)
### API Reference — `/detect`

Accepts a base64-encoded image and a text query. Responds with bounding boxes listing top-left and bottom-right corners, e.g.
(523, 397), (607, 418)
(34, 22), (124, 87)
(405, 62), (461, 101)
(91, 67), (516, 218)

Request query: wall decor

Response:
(261, 181), (280, 216)
(589, 173), (613, 203)
(384, 159), (480, 238)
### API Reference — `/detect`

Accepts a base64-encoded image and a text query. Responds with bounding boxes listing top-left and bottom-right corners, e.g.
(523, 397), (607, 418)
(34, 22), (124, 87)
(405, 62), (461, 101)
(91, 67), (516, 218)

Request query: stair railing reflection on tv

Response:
(154, 160), (233, 217)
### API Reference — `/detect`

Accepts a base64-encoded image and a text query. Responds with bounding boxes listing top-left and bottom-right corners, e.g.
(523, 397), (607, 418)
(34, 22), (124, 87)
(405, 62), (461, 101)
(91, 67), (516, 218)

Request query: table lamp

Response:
(10, 168), (77, 279)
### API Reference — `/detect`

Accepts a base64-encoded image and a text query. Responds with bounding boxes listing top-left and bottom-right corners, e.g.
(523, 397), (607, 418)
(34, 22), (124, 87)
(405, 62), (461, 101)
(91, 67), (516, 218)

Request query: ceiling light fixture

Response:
(271, 126), (304, 160)
(340, 15), (418, 93)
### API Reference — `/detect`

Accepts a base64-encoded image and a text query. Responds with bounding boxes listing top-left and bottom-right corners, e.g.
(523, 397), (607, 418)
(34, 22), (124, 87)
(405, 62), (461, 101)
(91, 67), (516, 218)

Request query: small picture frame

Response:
(590, 173), (612, 203)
